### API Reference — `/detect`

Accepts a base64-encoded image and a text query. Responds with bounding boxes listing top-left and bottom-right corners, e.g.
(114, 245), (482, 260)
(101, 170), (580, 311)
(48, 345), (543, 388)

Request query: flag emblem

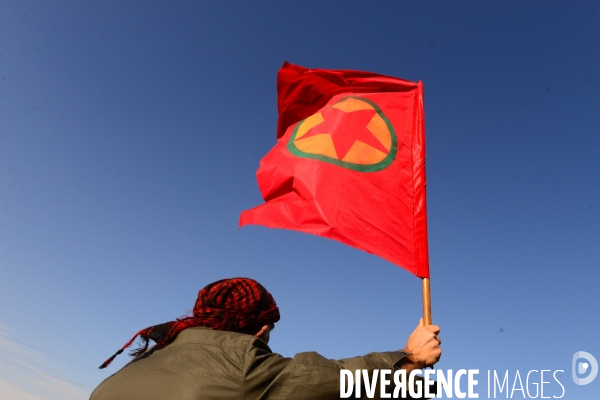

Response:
(287, 96), (397, 172)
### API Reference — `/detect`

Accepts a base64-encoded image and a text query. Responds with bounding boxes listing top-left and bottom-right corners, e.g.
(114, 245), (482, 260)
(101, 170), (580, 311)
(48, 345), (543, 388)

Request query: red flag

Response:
(240, 62), (430, 278)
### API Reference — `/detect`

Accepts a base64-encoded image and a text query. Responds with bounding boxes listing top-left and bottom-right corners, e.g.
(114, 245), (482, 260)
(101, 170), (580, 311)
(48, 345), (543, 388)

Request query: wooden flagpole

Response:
(422, 278), (432, 325)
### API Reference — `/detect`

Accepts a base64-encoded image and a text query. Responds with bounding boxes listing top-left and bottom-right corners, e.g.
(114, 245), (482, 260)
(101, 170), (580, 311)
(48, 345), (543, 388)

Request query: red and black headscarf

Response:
(100, 277), (280, 369)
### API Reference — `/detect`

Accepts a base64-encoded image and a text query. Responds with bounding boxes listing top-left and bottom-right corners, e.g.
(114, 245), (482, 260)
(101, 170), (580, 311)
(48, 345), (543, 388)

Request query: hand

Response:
(403, 318), (441, 369)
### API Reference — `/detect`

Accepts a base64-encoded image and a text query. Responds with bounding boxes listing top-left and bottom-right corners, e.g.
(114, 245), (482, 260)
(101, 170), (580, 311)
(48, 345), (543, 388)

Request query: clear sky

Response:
(1, 1), (598, 398)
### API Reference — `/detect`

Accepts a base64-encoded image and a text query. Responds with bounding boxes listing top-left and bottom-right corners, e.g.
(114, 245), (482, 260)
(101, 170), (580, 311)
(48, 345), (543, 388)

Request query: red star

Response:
(298, 106), (388, 160)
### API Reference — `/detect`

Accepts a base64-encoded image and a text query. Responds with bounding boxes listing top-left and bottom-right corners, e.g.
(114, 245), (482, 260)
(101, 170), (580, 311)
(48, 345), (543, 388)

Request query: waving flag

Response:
(240, 62), (429, 278)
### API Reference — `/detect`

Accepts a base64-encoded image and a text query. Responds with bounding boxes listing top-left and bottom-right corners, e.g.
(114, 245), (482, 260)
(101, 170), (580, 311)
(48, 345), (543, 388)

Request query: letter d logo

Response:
(572, 351), (598, 385)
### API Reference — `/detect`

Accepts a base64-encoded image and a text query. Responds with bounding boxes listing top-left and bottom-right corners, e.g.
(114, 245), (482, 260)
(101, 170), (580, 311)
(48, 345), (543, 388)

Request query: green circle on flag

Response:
(287, 96), (397, 172)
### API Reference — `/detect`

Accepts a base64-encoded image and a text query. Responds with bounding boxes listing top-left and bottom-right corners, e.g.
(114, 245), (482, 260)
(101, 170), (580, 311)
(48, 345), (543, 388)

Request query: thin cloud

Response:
(0, 326), (95, 399)
(0, 378), (43, 400)
(25, 374), (91, 400)
(0, 372), (91, 400)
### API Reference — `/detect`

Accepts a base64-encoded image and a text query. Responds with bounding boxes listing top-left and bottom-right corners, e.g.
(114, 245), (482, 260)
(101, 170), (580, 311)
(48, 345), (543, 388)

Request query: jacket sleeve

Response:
(241, 337), (415, 400)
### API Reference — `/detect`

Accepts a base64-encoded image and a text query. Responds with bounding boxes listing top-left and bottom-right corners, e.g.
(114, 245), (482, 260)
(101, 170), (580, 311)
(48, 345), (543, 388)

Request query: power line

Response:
(0, 333), (107, 374)
(0, 357), (94, 389)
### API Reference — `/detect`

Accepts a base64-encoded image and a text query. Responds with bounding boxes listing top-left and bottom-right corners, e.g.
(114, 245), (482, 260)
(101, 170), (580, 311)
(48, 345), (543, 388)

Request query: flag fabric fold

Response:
(240, 62), (430, 278)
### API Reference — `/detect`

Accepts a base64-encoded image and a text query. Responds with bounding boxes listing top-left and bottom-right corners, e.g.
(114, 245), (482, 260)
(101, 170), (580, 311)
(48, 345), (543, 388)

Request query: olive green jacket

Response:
(90, 327), (421, 400)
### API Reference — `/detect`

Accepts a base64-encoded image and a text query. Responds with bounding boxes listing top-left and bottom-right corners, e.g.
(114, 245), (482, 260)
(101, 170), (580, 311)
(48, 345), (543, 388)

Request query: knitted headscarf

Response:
(99, 277), (280, 369)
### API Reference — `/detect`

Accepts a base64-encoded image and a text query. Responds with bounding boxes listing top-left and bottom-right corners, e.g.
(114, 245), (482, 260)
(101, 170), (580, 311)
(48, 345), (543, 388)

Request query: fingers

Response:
(426, 335), (442, 367)
(406, 321), (442, 368)
(416, 319), (440, 334)
(429, 348), (442, 367)
(422, 324), (440, 335)
(429, 325), (441, 335)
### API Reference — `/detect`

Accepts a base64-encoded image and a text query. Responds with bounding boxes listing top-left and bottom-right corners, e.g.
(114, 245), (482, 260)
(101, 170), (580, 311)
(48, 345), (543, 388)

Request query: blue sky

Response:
(1, 1), (598, 398)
